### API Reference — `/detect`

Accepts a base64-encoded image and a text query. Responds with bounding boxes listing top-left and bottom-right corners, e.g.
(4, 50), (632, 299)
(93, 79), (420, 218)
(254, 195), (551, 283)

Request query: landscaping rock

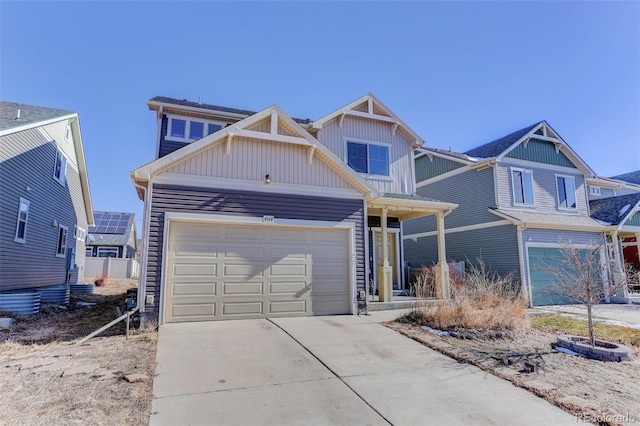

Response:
(123, 373), (148, 383)
(61, 363), (101, 377)
(20, 358), (56, 370)
(34, 360), (73, 373)
(94, 370), (121, 381)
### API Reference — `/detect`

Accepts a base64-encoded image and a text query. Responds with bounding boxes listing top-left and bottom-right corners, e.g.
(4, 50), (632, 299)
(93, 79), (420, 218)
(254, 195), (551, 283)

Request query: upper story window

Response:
(167, 116), (225, 142)
(511, 168), (534, 206)
(56, 225), (68, 258)
(98, 247), (119, 258)
(589, 185), (601, 196)
(14, 198), (30, 243)
(556, 175), (577, 209)
(346, 141), (390, 177)
(53, 148), (67, 185)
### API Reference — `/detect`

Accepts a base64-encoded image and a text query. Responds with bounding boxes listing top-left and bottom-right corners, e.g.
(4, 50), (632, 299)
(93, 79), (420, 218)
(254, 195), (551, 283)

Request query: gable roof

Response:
(464, 122), (541, 159)
(610, 170), (640, 186)
(589, 193), (640, 226)
(148, 96), (312, 125)
(133, 104), (378, 198)
(311, 94), (425, 147)
(0, 101), (76, 135)
(463, 121), (594, 175)
(417, 147), (476, 164)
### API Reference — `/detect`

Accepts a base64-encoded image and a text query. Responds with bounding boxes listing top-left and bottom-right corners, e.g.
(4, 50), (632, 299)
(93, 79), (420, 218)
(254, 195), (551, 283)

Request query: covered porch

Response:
(366, 194), (457, 305)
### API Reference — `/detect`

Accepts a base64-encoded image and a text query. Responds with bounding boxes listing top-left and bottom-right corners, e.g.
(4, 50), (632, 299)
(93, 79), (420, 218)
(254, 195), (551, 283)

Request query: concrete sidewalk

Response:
(531, 303), (640, 329)
(151, 315), (574, 425)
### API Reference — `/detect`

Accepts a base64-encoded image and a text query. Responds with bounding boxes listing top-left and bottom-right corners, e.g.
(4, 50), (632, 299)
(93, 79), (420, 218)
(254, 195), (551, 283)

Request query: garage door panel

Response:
(222, 282), (264, 295)
(172, 282), (217, 296)
(165, 222), (351, 323)
(173, 263), (217, 277)
(528, 247), (576, 306)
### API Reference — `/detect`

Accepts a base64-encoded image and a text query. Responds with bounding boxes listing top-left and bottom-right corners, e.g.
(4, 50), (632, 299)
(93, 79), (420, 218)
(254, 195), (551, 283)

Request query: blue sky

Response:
(2, 1), (639, 231)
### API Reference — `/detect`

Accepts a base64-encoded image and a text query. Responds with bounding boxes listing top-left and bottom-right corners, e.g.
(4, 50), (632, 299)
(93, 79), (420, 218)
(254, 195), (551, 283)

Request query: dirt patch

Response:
(0, 279), (156, 426)
(386, 321), (640, 425)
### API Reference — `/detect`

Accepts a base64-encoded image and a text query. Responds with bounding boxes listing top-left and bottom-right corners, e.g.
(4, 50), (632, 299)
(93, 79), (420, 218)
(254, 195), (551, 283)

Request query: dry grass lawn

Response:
(389, 311), (640, 426)
(0, 278), (156, 426)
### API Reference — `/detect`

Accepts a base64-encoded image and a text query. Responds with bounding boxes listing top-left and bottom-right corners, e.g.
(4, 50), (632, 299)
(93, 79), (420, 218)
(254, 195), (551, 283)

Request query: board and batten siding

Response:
(505, 139), (577, 169)
(144, 184), (366, 319)
(160, 135), (353, 190)
(497, 161), (589, 215)
(317, 115), (415, 195)
(403, 224), (520, 284)
(521, 228), (606, 299)
(405, 168), (499, 237)
(626, 212), (640, 227)
(415, 155), (465, 182)
(0, 124), (88, 291)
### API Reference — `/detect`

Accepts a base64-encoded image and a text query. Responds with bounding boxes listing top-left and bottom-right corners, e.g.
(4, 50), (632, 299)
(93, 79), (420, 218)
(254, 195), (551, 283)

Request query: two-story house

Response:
(404, 121), (609, 306)
(0, 102), (94, 311)
(131, 94), (457, 324)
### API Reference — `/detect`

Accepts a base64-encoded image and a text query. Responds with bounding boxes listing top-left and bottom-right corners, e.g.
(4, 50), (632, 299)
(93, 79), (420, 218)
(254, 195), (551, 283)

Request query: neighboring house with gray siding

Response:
(86, 211), (137, 259)
(0, 101), (94, 295)
(133, 94), (456, 324)
(405, 121), (612, 306)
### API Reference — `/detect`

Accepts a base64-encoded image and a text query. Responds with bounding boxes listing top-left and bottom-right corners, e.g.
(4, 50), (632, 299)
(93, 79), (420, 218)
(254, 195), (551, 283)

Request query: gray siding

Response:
(505, 139), (577, 168)
(144, 184), (365, 319)
(415, 155), (464, 182)
(0, 125), (88, 291)
(497, 161), (589, 215)
(403, 223), (521, 283)
(405, 167), (498, 236)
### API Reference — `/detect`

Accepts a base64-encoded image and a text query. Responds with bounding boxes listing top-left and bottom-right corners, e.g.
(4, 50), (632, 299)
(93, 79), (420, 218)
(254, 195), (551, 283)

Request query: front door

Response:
(374, 230), (400, 291)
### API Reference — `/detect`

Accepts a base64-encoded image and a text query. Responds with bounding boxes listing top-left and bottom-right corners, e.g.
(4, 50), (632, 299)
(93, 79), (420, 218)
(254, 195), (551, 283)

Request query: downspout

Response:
(76, 178), (149, 344)
(516, 222), (528, 304)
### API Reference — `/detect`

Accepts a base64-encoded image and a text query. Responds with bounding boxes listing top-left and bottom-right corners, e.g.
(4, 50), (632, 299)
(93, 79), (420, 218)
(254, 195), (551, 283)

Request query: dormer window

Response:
(556, 175), (577, 209)
(346, 140), (390, 177)
(511, 168), (534, 206)
(167, 116), (225, 142)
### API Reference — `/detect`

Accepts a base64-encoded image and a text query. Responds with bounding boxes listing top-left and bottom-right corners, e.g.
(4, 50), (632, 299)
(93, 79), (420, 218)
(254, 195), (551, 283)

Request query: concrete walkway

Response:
(151, 315), (574, 425)
(531, 303), (640, 329)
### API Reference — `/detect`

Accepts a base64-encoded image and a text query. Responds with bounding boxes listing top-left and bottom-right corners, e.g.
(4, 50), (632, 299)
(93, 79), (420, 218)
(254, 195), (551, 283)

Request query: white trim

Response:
(502, 157), (583, 175)
(148, 100), (250, 121)
(151, 173), (365, 200)
(165, 114), (226, 142)
(344, 136), (392, 147)
(416, 163), (474, 188)
(554, 173), (578, 211)
(510, 167), (535, 207)
(97, 247), (119, 257)
(414, 148), (475, 166)
(369, 226), (404, 294)
(56, 224), (68, 258)
(13, 197), (30, 243)
(516, 224), (527, 303)
(232, 129), (310, 145)
(139, 181), (152, 313)
(159, 212), (357, 325)
(64, 123), (72, 143)
(403, 220), (512, 240)
(0, 113), (77, 137)
(588, 185), (601, 196)
(493, 161), (500, 208)
(363, 200), (370, 304)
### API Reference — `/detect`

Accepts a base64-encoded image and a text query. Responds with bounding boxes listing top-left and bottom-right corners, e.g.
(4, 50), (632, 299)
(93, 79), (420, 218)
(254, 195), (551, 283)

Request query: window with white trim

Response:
(346, 141), (390, 176)
(56, 225), (68, 257)
(167, 116), (225, 142)
(556, 175), (577, 209)
(14, 198), (30, 243)
(86, 247), (93, 257)
(74, 225), (86, 241)
(589, 186), (601, 196)
(511, 168), (534, 205)
(98, 247), (119, 258)
(53, 148), (67, 185)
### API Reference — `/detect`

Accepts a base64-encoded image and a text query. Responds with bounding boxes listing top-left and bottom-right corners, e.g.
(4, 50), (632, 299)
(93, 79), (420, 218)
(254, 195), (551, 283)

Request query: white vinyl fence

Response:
(85, 257), (139, 279)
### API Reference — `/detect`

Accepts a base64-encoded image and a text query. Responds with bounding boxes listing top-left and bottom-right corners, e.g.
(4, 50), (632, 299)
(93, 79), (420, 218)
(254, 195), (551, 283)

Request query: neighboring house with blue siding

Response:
(133, 94), (457, 324)
(404, 121), (612, 306)
(0, 101), (94, 295)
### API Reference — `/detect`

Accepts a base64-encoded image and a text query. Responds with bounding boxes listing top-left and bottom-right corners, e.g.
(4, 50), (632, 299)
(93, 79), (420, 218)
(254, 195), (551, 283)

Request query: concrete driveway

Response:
(151, 315), (574, 425)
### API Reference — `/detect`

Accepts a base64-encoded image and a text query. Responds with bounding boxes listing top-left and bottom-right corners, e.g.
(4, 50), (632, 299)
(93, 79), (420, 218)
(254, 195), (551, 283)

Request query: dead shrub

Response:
(414, 259), (529, 332)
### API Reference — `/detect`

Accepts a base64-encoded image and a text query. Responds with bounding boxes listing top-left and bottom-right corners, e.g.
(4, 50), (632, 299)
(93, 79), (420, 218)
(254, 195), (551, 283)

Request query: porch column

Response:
(434, 211), (450, 299)
(378, 207), (393, 302)
(610, 231), (626, 297)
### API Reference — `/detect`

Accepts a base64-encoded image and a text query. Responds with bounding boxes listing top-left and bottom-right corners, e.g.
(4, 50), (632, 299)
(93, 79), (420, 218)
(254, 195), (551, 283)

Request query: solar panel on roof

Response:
(89, 212), (133, 234)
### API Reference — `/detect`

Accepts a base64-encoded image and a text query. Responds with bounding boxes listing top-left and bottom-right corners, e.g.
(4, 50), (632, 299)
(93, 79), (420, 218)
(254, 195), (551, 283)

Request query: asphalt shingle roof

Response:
(464, 122), (542, 159)
(381, 192), (445, 203)
(150, 96), (312, 125)
(0, 101), (75, 132)
(610, 170), (640, 186)
(491, 208), (604, 229)
(421, 147), (473, 162)
(589, 193), (640, 226)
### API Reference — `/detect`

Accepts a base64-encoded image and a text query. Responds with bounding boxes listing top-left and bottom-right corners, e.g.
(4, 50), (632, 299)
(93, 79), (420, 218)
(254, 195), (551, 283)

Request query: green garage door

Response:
(527, 247), (575, 306)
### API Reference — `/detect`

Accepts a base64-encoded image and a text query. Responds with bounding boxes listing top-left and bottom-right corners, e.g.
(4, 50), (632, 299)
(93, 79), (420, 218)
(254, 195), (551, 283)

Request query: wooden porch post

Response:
(610, 231), (626, 297)
(434, 211), (450, 299)
(378, 207), (393, 302)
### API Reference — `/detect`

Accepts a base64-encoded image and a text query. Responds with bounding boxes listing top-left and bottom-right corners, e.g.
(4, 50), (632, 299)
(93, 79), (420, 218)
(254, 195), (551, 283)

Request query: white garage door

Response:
(164, 221), (351, 323)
